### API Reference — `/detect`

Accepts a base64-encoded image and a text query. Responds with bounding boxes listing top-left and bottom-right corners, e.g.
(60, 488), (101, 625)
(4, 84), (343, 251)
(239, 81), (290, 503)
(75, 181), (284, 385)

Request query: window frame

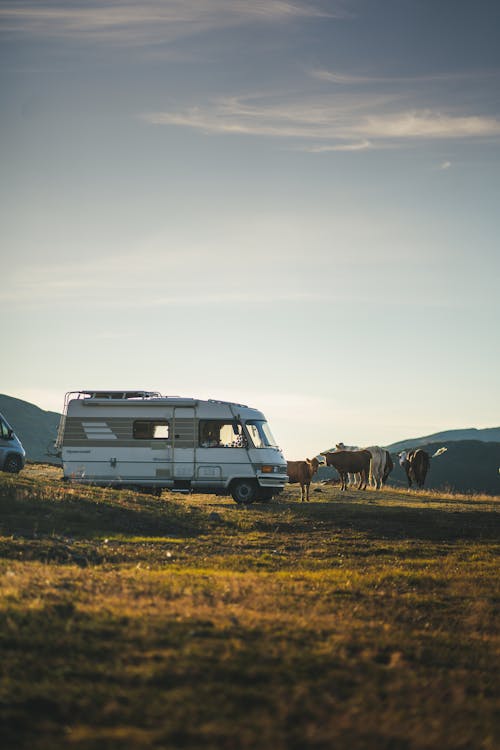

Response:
(132, 420), (170, 440)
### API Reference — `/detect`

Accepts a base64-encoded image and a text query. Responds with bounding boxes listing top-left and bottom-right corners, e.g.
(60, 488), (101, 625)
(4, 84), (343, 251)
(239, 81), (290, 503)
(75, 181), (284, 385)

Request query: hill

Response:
(0, 394), (61, 463)
(385, 426), (500, 453)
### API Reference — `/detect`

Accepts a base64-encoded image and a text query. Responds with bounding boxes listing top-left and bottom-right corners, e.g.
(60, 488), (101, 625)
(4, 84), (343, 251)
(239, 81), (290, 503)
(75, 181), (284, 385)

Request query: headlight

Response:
(260, 465), (286, 473)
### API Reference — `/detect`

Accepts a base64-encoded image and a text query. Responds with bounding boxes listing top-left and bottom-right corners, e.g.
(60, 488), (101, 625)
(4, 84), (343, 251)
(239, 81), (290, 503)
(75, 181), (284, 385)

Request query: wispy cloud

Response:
(144, 93), (500, 146)
(356, 111), (500, 139)
(298, 140), (373, 152)
(311, 68), (497, 85)
(0, 1), (334, 44)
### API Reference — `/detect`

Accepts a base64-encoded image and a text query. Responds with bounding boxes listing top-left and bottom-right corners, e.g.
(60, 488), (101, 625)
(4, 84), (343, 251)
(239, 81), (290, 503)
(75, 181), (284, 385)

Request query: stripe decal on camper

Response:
(81, 422), (117, 440)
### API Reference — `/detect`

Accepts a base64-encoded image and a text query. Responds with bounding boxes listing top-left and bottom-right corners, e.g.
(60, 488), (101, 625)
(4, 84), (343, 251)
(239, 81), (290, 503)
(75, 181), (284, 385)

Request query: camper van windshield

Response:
(0, 418), (11, 440)
(245, 420), (278, 449)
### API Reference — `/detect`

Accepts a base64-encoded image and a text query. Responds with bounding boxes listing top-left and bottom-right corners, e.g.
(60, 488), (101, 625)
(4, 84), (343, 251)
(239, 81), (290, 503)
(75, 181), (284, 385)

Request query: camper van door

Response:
(173, 407), (196, 480)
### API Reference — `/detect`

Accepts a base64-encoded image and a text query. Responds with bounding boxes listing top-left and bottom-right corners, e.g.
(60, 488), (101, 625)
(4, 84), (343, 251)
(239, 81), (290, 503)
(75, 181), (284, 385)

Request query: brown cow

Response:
(320, 450), (371, 491)
(286, 457), (321, 502)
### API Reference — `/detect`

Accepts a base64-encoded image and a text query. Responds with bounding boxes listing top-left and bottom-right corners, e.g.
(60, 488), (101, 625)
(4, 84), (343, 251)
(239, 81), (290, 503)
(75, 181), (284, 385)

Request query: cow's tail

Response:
(368, 456), (374, 487)
(431, 446), (447, 458)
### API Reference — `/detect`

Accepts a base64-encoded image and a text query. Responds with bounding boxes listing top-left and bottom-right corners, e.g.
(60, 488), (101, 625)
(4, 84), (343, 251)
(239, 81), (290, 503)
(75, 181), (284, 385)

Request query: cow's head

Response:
(307, 457), (322, 473)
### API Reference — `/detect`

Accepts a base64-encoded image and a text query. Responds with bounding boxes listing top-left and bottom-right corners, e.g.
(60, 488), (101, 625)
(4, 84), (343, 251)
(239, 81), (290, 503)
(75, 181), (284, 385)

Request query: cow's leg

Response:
(340, 471), (346, 491)
(359, 469), (367, 490)
(306, 482), (310, 502)
(300, 483), (305, 502)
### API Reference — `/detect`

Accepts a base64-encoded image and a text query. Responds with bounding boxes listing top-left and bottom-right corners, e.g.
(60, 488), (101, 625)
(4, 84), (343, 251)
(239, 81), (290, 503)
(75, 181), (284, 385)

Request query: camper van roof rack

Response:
(208, 398), (249, 408)
(79, 391), (162, 400)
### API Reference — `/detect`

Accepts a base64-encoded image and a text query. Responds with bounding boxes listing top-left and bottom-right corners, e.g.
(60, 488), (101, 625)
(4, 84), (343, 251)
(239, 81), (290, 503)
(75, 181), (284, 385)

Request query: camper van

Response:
(55, 391), (288, 503)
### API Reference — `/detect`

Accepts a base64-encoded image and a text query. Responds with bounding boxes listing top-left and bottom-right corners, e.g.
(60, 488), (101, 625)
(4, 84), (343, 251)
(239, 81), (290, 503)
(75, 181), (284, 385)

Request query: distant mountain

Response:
(385, 427), (500, 453)
(0, 394), (61, 463)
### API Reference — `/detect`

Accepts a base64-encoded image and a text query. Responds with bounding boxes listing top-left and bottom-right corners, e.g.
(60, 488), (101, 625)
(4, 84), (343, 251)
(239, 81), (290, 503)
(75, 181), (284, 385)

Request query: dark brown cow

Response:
(320, 450), (371, 491)
(286, 457), (321, 502)
(401, 449), (430, 488)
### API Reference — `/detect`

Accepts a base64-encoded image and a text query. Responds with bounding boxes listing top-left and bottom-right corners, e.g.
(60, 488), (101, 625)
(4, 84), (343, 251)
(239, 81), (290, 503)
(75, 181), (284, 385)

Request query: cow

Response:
(335, 442), (360, 486)
(398, 446), (447, 489)
(336, 443), (388, 489)
(320, 450), (371, 491)
(399, 449), (430, 488)
(286, 457), (322, 502)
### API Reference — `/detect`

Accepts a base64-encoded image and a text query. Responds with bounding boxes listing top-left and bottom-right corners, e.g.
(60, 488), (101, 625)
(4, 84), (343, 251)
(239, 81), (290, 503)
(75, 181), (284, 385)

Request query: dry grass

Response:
(0, 465), (499, 750)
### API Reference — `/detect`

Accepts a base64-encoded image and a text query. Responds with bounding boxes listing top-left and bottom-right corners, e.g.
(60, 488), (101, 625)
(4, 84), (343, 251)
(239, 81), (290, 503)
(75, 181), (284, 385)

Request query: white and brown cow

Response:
(335, 443), (391, 489)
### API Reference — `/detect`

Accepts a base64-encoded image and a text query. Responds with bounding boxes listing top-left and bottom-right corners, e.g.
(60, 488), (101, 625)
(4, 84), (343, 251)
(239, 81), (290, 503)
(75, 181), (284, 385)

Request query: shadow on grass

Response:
(0, 481), (219, 542)
(256, 498), (500, 543)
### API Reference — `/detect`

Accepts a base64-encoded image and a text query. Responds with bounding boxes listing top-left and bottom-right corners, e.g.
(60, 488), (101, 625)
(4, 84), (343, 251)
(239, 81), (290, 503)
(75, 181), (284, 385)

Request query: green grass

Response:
(0, 465), (499, 750)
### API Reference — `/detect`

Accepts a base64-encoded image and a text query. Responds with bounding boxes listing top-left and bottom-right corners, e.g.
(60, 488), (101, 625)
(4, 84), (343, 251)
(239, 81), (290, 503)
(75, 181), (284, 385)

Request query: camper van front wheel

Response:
(3, 455), (22, 474)
(230, 479), (258, 505)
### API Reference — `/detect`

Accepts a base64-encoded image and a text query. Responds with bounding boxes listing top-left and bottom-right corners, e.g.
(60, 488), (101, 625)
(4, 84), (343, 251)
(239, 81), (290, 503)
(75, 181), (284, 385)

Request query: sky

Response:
(1, 0), (499, 459)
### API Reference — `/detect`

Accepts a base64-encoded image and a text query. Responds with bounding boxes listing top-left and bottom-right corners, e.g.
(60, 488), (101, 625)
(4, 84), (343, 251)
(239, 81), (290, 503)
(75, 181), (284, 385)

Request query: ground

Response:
(0, 464), (499, 750)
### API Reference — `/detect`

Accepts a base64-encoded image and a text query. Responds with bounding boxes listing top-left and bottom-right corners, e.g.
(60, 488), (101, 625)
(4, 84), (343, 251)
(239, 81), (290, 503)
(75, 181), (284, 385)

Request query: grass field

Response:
(1, 464), (499, 750)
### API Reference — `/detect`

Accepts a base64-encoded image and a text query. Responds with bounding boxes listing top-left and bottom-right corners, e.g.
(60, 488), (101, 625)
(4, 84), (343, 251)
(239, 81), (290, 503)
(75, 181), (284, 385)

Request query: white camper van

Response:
(55, 391), (287, 503)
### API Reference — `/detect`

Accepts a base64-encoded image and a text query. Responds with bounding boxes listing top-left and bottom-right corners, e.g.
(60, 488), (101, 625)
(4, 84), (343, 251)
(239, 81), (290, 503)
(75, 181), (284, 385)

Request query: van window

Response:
(199, 420), (248, 448)
(245, 420), (278, 449)
(0, 419), (10, 440)
(133, 420), (170, 439)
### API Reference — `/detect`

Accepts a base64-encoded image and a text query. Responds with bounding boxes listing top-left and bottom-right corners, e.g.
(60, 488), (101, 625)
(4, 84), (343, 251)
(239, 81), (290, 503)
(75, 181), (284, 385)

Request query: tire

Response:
(3, 455), (22, 474)
(231, 479), (258, 505)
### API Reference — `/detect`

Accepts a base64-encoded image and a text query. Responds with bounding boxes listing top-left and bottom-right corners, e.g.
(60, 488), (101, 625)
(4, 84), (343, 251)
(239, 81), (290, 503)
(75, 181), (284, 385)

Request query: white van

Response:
(0, 412), (26, 473)
(55, 391), (287, 503)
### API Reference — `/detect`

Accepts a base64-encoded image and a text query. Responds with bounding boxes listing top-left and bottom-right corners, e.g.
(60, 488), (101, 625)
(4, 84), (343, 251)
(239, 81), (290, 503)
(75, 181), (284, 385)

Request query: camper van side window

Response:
(199, 420), (248, 448)
(133, 420), (170, 440)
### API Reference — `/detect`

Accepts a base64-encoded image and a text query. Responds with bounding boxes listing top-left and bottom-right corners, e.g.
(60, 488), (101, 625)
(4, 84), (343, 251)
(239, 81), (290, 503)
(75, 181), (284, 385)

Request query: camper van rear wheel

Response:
(230, 479), (258, 505)
(4, 455), (22, 474)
